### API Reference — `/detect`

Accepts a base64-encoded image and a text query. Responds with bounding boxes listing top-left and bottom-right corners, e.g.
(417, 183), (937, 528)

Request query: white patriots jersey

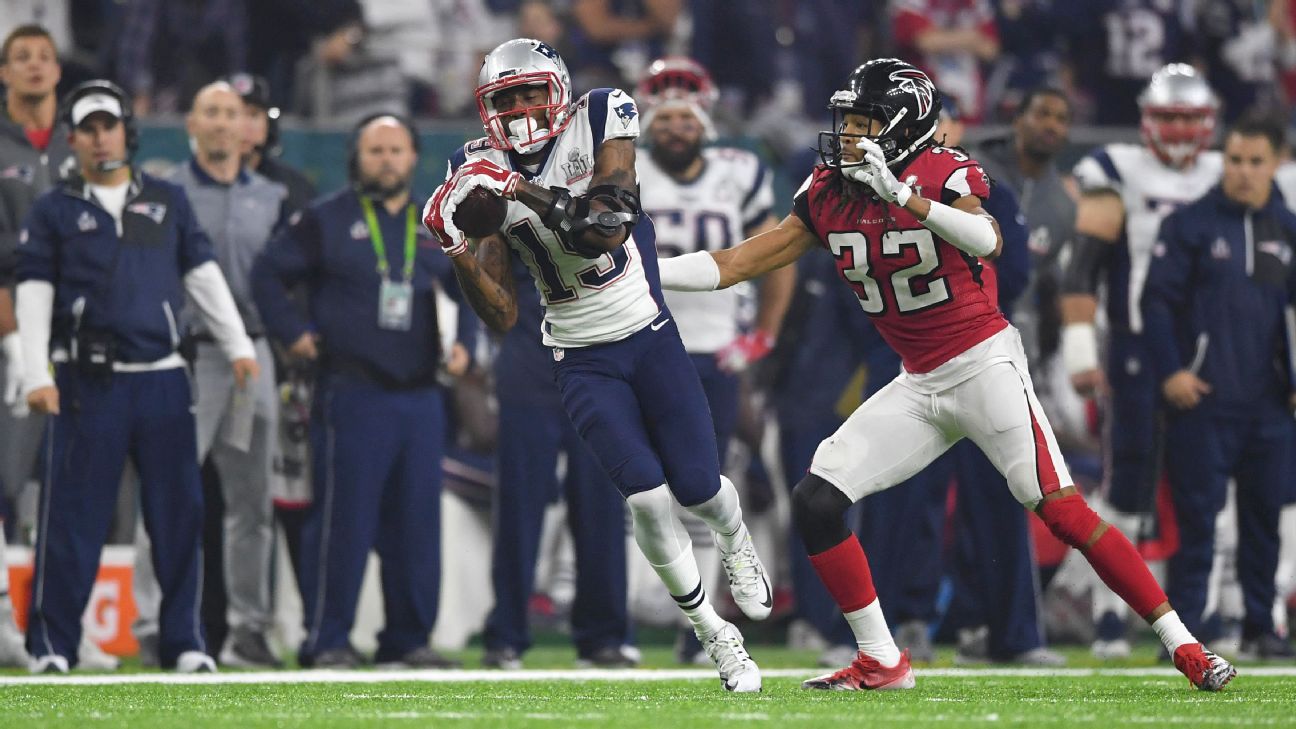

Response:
(1072, 143), (1221, 332)
(451, 88), (659, 348)
(638, 147), (774, 352)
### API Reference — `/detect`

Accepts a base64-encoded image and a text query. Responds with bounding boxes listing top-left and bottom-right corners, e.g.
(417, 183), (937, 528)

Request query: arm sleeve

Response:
(1141, 212), (1194, 383)
(982, 185), (1030, 312)
(15, 279), (53, 392)
(251, 209), (322, 347)
(184, 261), (256, 362)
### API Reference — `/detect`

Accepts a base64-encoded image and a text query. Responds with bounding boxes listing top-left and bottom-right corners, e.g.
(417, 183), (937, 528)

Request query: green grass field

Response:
(3, 645), (1294, 728)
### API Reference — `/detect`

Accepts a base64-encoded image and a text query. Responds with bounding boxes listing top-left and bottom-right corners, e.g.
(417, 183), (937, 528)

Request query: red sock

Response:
(808, 535), (877, 613)
(1084, 526), (1168, 618)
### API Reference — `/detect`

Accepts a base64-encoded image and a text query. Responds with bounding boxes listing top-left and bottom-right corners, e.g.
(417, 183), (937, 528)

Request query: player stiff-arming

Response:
(659, 58), (1236, 692)
(422, 39), (770, 692)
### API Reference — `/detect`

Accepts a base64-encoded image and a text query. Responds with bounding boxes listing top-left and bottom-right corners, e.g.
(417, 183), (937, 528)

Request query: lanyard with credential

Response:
(359, 196), (417, 282)
(360, 197), (418, 331)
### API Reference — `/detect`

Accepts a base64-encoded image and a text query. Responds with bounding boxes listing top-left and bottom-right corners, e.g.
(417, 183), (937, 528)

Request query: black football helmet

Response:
(817, 58), (941, 173)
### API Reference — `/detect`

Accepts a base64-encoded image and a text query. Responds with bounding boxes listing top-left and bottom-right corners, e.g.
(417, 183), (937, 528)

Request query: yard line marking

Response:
(1, 666), (1295, 686)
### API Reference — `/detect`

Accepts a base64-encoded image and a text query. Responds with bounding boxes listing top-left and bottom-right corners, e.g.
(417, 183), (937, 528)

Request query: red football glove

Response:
(422, 179), (468, 256)
(456, 158), (521, 199)
(715, 330), (775, 373)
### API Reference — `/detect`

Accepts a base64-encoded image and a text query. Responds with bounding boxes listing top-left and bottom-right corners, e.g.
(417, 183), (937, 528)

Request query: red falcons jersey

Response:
(792, 146), (1007, 373)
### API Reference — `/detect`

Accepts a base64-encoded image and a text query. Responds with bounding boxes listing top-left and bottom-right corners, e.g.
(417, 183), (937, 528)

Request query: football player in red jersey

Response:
(658, 58), (1236, 693)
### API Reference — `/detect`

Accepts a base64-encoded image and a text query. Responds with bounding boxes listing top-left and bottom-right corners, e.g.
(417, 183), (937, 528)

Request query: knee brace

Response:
(791, 474), (852, 555)
(1037, 493), (1103, 549)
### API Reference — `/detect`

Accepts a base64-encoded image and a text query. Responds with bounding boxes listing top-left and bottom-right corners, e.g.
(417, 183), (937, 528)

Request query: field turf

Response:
(3, 645), (1293, 728)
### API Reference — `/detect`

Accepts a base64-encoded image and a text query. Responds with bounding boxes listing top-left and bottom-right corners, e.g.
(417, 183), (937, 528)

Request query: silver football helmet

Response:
(476, 38), (574, 155)
(1137, 63), (1219, 168)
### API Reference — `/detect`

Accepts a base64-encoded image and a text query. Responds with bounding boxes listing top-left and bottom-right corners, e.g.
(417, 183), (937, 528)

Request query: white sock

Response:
(683, 476), (747, 552)
(627, 487), (726, 637)
(1151, 610), (1196, 653)
(844, 599), (901, 666)
(653, 543), (726, 637)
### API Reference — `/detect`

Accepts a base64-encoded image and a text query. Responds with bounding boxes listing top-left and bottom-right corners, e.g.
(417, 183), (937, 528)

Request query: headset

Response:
(61, 80), (137, 171)
(347, 111), (421, 183)
(227, 73), (281, 156)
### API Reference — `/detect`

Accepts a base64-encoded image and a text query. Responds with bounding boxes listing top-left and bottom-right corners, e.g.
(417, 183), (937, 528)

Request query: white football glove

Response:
(852, 137), (912, 206)
(422, 179), (469, 256)
(2, 332), (28, 417)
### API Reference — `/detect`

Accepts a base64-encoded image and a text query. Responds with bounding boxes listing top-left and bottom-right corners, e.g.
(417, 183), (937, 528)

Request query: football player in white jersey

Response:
(1059, 63), (1224, 658)
(423, 39), (770, 692)
(634, 57), (794, 663)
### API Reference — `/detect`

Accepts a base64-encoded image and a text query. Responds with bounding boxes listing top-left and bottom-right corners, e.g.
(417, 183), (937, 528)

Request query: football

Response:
(453, 185), (508, 238)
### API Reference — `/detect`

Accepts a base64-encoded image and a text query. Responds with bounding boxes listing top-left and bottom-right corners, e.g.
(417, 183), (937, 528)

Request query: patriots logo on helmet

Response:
(889, 69), (935, 120)
(534, 41), (560, 61)
(614, 101), (638, 126)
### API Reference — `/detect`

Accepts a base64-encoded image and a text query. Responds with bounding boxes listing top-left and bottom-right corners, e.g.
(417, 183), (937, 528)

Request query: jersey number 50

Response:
(828, 229), (951, 315)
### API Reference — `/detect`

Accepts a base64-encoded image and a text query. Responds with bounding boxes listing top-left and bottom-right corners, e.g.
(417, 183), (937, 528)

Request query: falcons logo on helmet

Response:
(890, 69), (934, 120)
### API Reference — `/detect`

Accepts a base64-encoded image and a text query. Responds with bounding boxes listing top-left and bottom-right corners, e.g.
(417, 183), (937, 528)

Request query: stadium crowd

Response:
(0, 0), (1292, 676)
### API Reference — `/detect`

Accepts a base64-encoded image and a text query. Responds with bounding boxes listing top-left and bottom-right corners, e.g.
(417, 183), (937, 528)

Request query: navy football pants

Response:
(1164, 403), (1293, 639)
(484, 399), (630, 657)
(298, 375), (444, 663)
(27, 367), (206, 667)
(553, 316), (721, 506)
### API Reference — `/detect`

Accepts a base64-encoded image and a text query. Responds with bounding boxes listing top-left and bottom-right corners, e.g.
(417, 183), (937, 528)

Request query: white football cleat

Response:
(701, 622), (761, 693)
(78, 636), (120, 670)
(29, 654), (69, 674)
(176, 650), (217, 673)
(718, 531), (772, 621)
(1091, 638), (1132, 660)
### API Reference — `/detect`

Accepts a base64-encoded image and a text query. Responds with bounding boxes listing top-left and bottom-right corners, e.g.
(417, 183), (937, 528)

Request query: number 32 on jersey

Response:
(828, 229), (953, 315)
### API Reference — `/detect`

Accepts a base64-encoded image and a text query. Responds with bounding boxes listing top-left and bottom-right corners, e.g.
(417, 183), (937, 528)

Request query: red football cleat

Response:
(801, 649), (915, 691)
(1173, 643), (1237, 691)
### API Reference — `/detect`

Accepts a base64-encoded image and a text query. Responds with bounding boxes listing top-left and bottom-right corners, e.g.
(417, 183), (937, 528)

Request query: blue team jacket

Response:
(16, 172), (216, 363)
(251, 188), (478, 388)
(1143, 184), (1296, 414)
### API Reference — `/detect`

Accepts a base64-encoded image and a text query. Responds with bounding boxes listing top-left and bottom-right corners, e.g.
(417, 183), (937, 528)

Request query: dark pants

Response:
(298, 375), (445, 663)
(780, 412), (855, 647)
(553, 315), (721, 506)
(946, 443), (1044, 658)
(27, 367), (206, 668)
(1105, 331), (1162, 515)
(1164, 403), (1293, 639)
(484, 399), (630, 657)
(691, 353), (740, 465)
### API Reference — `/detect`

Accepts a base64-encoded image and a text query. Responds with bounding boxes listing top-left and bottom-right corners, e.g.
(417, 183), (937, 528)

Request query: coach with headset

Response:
(252, 113), (477, 669)
(16, 80), (256, 674)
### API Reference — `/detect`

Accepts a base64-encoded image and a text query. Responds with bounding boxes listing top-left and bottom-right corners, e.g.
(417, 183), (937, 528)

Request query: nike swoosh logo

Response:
(760, 576), (773, 609)
(651, 318), (670, 331)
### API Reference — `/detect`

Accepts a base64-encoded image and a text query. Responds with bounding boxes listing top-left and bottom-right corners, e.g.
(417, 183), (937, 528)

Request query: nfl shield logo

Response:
(553, 347), (564, 362)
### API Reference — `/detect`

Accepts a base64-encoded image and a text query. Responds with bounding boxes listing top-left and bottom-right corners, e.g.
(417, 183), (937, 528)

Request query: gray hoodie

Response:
(0, 103), (75, 283)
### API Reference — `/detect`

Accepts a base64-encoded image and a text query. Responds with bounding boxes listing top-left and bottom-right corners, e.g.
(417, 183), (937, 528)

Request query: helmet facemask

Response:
(477, 74), (570, 155)
(818, 97), (929, 178)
